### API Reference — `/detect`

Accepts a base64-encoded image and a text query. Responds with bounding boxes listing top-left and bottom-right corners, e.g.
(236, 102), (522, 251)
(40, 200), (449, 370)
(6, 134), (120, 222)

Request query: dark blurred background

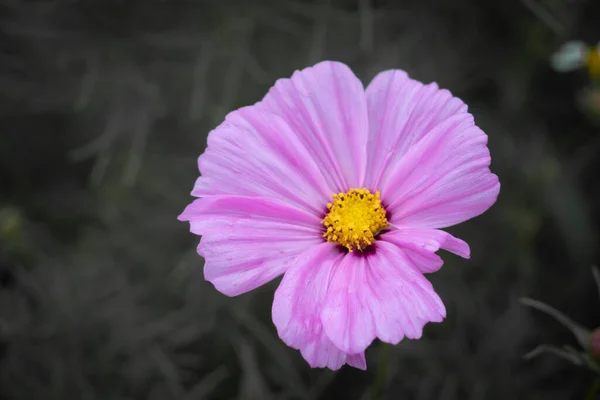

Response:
(1, 0), (600, 399)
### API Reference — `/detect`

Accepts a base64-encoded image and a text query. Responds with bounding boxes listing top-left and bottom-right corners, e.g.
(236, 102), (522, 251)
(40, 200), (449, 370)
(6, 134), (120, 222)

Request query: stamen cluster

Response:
(322, 188), (388, 252)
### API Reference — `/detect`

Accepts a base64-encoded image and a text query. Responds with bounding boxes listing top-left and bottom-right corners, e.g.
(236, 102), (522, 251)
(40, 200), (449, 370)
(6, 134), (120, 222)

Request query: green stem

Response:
(584, 377), (600, 400)
(371, 342), (391, 400)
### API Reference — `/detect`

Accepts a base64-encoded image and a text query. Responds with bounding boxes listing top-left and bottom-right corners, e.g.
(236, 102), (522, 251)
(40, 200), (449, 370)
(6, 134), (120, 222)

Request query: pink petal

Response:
(381, 113), (499, 229)
(383, 227), (470, 257)
(193, 106), (333, 214)
(347, 353), (367, 370)
(381, 228), (469, 274)
(260, 61), (369, 190)
(364, 70), (468, 190)
(272, 243), (367, 370)
(365, 70), (499, 228)
(179, 196), (322, 296)
(321, 242), (446, 354)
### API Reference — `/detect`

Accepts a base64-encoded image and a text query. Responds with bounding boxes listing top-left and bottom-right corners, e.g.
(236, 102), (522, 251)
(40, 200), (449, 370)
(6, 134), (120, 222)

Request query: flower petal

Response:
(272, 243), (366, 370)
(179, 196), (322, 296)
(260, 61), (369, 190)
(364, 70), (499, 228)
(379, 112), (500, 229)
(384, 228), (470, 258)
(193, 106), (333, 214)
(364, 70), (468, 189)
(347, 353), (367, 370)
(381, 228), (469, 274)
(321, 242), (446, 354)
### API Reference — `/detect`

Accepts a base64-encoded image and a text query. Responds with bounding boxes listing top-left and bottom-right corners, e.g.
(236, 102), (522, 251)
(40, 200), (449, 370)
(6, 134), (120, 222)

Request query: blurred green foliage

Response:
(0, 0), (599, 399)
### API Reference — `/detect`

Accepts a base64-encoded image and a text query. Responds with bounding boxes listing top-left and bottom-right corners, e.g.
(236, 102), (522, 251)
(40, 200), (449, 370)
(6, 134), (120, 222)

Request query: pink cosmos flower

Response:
(179, 61), (500, 370)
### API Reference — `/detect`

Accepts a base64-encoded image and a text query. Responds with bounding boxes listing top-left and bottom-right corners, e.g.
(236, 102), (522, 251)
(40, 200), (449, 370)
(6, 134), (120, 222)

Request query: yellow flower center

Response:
(586, 48), (600, 79)
(322, 188), (388, 252)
